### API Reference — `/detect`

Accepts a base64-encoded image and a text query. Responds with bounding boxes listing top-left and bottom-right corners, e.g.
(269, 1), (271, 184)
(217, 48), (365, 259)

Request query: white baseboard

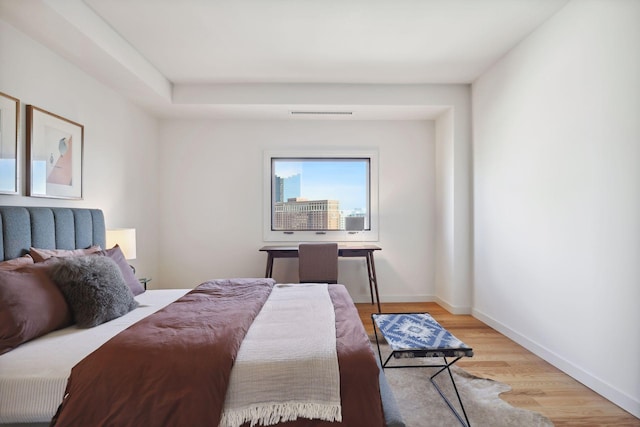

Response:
(472, 308), (640, 419)
(351, 294), (473, 314)
(351, 294), (434, 304)
(435, 296), (472, 315)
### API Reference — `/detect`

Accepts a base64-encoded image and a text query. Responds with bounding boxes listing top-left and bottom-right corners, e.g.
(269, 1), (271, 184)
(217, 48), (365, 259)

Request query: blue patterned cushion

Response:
(373, 313), (472, 357)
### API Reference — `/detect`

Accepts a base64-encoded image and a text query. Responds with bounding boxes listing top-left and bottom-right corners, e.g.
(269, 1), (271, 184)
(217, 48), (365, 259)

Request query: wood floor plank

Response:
(356, 301), (640, 426)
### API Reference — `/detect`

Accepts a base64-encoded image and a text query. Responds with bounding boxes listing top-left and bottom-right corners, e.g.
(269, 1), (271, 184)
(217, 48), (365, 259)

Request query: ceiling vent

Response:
(290, 111), (353, 116)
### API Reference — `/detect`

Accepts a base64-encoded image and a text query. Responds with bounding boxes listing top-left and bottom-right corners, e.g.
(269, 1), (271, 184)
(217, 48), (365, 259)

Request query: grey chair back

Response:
(298, 243), (339, 284)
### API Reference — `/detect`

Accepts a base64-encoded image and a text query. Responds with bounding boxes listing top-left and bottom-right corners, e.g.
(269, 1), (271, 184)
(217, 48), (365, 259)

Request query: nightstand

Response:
(138, 277), (152, 290)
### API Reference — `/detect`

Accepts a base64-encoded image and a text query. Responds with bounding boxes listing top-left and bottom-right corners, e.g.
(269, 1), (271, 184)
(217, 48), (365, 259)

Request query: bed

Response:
(0, 206), (404, 427)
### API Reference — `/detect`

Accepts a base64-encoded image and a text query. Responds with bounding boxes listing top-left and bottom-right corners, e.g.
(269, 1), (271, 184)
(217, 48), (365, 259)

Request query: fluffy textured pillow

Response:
(29, 245), (102, 263)
(0, 255), (34, 271)
(101, 245), (145, 296)
(48, 256), (139, 328)
(0, 264), (72, 354)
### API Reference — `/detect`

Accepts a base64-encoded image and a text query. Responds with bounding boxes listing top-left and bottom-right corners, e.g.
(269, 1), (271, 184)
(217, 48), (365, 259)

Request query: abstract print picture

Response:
(44, 125), (73, 186)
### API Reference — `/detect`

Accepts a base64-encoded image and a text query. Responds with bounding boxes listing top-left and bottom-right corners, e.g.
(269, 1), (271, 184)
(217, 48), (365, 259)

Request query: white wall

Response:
(157, 120), (438, 303)
(0, 18), (161, 279)
(473, 0), (640, 417)
(435, 109), (454, 305)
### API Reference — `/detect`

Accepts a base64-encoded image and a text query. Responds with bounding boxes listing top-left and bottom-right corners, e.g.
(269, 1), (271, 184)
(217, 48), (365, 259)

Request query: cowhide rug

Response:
(374, 342), (554, 427)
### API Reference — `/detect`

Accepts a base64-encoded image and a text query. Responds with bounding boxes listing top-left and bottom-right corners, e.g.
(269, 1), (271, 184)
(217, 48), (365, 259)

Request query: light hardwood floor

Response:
(356, 302), (640, 427)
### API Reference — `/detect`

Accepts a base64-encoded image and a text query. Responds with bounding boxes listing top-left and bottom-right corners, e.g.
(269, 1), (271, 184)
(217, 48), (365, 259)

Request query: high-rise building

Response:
(273, 198), (340, 230)
(274, 174), (301, 203)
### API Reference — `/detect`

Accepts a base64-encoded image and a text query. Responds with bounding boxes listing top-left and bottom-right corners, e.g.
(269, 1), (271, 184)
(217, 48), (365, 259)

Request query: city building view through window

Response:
(271, 158), (370, 231)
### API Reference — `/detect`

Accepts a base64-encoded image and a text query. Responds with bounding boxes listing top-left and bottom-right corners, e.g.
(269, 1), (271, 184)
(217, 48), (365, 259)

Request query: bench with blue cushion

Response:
(372, 313), (474, 427)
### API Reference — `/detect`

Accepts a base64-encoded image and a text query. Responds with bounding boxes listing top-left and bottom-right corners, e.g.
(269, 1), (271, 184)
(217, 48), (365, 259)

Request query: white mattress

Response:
(0, 289), (190, 424)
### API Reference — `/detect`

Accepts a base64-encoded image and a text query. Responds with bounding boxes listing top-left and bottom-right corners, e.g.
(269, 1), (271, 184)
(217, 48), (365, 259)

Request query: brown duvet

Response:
(50, 279), (384, 427)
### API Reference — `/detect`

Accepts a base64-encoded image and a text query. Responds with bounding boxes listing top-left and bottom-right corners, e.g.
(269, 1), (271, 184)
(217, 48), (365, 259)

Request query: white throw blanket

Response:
(219, 283), (341, 427)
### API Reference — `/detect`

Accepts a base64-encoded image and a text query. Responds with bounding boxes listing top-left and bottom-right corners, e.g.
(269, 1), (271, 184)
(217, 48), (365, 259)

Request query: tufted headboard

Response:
(0, 206), (106, 261)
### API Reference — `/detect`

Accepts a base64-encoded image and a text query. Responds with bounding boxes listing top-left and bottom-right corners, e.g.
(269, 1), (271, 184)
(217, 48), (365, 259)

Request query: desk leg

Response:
(265, 253), (274, 278)
(365, 255), (375, 305)
(366, 251), (382, 312)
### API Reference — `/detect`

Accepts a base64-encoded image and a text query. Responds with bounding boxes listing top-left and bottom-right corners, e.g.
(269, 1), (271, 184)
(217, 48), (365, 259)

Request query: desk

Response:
(259, 245), (382, 312)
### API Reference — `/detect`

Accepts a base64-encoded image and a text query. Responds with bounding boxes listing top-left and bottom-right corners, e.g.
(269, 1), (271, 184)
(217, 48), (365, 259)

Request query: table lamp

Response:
(106, 228), (137, 271)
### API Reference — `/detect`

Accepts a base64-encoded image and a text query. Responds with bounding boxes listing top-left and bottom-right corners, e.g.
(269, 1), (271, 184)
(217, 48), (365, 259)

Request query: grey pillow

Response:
(48, 256), (139, 328)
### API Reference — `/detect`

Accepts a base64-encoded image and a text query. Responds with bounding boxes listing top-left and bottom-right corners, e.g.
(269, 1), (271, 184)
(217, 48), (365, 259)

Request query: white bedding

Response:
(0, 289), (190, 424)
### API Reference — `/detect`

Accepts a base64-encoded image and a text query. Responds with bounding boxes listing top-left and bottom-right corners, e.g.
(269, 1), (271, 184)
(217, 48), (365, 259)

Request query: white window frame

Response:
(263, 149), (379, 242)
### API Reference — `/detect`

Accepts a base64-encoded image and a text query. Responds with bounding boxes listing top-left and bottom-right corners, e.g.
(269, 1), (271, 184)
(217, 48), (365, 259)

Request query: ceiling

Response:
(1, 0), (569, 119)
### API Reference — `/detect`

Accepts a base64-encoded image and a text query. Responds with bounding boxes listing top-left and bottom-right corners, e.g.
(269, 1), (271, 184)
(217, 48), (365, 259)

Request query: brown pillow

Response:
(0, 255), (34, 271)
(29, 246), (102, 263)
(0, 264), (72, 355)
(101, 245), (145, 296)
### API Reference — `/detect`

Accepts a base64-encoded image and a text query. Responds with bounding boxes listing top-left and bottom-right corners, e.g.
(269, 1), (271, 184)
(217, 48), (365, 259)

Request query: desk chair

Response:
(298, 243), (339, 284)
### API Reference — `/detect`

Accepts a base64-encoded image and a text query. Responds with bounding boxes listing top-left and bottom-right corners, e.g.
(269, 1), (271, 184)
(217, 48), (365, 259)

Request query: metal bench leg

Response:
(430, 357), (471, 427)
(372, 319), (394, 368)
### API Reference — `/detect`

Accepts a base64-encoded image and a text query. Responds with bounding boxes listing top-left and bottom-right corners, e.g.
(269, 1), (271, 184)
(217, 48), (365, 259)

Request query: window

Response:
(263, 150), (378, 242)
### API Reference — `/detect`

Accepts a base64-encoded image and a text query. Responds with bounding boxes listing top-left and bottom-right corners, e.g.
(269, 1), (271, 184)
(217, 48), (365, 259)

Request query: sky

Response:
(0, 159), (15, 192)
(274, 158), (368, 212)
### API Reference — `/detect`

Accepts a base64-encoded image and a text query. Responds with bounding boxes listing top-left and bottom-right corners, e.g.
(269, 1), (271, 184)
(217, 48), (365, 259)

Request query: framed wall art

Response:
(26, 105), (83, 199)
(0, 92), (19, 194)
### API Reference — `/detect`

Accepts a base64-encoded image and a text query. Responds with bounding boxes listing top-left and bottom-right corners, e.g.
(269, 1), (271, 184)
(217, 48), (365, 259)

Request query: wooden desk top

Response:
(260, 245), (381, 252)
